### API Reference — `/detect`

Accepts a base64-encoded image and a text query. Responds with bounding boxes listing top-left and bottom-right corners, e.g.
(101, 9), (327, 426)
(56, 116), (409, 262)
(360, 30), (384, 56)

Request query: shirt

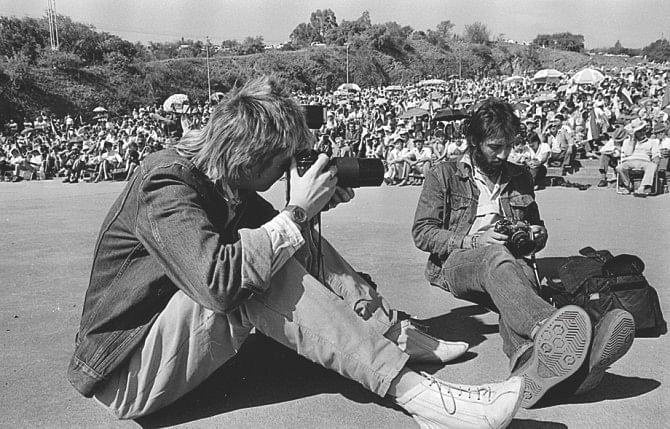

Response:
(462, 153), (509, 236)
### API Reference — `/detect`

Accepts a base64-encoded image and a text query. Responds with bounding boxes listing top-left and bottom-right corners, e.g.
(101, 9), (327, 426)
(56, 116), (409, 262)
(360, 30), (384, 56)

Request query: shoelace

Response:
(421, 372), (494, 415)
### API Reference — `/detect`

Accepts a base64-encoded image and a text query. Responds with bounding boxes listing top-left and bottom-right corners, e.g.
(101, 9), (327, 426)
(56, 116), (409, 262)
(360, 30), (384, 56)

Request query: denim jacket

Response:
(412, 156), (543, 285)
(67, 149), (278, 397)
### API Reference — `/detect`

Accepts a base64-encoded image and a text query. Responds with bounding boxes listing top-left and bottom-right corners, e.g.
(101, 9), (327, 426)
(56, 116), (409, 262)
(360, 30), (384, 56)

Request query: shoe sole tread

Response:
(517, 306), (591, 408)
(575, 311), (635, 395)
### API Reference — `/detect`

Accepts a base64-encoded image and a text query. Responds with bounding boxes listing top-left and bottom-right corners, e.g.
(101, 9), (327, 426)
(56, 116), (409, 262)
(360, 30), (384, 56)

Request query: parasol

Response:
(571, 68), (605, 85)
(163, 94), (190, 113)
(418, 78), (447, 87)
(337, 83), (361, 92)
(92, 106), (107, 113)
(532, 69), (564, 83)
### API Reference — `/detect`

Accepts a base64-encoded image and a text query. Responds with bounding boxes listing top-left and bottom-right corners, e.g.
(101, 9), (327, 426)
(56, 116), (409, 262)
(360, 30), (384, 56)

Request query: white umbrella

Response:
(571, 68), (605, 85)
(418, 78), (447, 87)
(532, 69), (564, 82)
(92, 106), (107, 113)
(374, 97), (388, 105)
(163, 94), (190, 113)
(337, 83), (361, 92)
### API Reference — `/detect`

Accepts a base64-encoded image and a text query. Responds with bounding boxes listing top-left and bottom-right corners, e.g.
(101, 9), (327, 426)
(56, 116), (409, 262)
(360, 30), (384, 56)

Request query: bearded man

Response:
(412, 98), (635, 409)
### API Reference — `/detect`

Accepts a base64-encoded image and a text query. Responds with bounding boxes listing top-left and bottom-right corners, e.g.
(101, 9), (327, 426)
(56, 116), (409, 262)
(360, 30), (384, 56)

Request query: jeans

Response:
(438, 245), (556, 368)
(93, 235), (407, 419)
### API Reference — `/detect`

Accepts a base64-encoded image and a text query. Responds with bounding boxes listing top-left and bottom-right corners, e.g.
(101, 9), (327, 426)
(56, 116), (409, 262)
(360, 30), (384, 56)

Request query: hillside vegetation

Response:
(0, 13), (646, 121)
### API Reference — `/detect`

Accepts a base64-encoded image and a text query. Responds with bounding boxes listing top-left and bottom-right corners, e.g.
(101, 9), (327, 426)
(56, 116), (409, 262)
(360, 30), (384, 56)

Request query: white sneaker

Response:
(396, 373), (524, 429)
(387, 320), (469, 364)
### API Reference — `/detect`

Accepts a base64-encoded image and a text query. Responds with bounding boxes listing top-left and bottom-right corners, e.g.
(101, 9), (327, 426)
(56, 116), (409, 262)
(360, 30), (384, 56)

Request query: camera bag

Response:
(545, 246), (666, 337)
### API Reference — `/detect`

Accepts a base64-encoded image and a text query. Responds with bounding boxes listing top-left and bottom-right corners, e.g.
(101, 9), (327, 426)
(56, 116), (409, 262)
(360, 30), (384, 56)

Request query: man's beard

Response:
(472, 145), (503, 176)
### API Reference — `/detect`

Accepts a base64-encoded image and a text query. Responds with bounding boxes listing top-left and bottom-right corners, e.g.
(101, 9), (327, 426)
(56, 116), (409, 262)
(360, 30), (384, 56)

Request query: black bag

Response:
(545, 247), (667, 337)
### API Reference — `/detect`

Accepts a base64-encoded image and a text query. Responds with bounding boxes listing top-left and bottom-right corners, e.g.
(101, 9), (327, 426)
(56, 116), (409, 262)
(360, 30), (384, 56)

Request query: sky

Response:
(1, 0), (668, 49)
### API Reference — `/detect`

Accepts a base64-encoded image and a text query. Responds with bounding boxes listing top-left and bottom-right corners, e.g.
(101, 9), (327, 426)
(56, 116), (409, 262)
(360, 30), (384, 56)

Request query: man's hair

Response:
(464, 98), (521, 149)
(175, 76), (312, 183)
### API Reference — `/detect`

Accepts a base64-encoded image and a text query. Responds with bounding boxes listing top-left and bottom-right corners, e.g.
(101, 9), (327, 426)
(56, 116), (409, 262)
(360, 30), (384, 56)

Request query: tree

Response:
(241, 36), (265, 55)
(463, 22), (490, 44)
(436, 20), (455, 39)
(642, 38), (670, 62)
(290, 22), (318, 48)
(533, 32), (584, 52)
(309, 9), (338, 42)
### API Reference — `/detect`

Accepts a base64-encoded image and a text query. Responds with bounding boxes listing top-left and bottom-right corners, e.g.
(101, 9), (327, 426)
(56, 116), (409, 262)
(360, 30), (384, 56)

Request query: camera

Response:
(298, 104), (384, 188)
(295, 149), (385, 188)
(493, 219), (536, 256)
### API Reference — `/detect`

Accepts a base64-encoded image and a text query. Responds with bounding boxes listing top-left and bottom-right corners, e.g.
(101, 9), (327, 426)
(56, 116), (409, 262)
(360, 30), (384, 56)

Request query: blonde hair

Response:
(175, 76), (312, 183)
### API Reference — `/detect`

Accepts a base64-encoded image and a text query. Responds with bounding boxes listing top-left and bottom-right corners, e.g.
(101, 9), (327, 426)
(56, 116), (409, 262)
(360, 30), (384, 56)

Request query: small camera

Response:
(493, 219), (536, 257)
(295, 149), (385, 188)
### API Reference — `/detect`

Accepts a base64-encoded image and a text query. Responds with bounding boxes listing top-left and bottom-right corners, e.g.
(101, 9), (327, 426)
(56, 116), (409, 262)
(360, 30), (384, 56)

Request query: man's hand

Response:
(287, 154), (338, 220)
(478, 228), (508, 246)
(322, 186), (355, 211)
(530, 225), (548, 253)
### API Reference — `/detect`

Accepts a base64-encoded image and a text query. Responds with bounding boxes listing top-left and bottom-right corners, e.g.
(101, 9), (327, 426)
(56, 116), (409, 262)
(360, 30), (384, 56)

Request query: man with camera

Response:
(68, 78), (525, 428)
(412, 98), (635, 408)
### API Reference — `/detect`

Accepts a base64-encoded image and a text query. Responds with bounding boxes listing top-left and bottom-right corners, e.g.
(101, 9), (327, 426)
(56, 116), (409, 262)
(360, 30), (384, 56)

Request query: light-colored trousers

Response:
(617, 159), (658, 189)
(94, 236), (408, 419)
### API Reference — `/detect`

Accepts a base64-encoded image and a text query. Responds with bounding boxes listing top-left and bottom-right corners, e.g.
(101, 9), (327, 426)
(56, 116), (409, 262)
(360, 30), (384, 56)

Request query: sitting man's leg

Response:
(95, 256), (524, 428)
(298, 230), (469, 364)
(616, 161), (633, 192)
(597, 153), (616, 187)
(440, 245), (592, 408)
(635, 160), (658, 195)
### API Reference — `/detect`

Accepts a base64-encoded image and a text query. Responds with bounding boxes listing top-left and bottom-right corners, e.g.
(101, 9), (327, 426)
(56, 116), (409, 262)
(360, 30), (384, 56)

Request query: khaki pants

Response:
(94, 237), (408, 419)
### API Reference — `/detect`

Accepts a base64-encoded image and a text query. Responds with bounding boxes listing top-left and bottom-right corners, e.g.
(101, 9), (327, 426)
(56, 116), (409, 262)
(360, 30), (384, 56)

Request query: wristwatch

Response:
(283, 205), (309, 229)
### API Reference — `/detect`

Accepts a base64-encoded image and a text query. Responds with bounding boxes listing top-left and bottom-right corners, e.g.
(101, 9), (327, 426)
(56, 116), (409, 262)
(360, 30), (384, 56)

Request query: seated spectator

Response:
(124, 142), (141, 181)
(616, 119), (660, 197)
(399, 137), (432, 185)
(62, 144), (87, 183)
(597, 127), (627, 187)
(546, 119), (575, 174)
(525, 134), (551, 189)
(94, 142), (123, 182)
(384, 137), (406, 185)
(653, 123), (669, 172)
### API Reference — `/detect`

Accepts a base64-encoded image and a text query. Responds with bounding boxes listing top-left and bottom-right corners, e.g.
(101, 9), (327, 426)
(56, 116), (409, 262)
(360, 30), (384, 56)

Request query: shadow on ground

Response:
(137, 305), (500, 428)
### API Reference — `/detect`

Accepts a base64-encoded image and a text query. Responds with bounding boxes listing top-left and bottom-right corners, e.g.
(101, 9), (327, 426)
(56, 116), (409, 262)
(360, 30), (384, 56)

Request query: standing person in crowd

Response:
(616, 118), (661, 197)
(412, 98), (635, 409)
(67, 77), (524, 429)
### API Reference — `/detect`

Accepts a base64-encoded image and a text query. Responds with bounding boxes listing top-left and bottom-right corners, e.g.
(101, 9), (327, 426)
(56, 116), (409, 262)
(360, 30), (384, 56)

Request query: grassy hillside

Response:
(0, 41), (643, 122)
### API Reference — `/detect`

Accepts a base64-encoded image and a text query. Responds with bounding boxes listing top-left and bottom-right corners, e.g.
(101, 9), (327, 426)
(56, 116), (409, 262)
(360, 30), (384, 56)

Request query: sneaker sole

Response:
(518, 306), (592, 408)
(575, 310), (635, 395)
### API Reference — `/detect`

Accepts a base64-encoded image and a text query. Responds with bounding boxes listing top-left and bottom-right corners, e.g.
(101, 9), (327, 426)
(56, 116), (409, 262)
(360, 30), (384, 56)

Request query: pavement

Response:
(1, 174), (669, 429)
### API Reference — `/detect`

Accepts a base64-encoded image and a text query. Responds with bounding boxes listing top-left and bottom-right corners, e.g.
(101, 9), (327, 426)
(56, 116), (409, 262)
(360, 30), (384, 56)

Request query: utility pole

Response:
(345, 43), (350, 83)
(205, 36), (212, 102)
(47, 0), (59, 51)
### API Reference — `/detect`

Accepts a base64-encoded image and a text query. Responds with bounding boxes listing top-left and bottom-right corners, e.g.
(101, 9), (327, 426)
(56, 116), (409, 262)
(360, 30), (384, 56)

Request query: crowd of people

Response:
(2, 64), (669, 194)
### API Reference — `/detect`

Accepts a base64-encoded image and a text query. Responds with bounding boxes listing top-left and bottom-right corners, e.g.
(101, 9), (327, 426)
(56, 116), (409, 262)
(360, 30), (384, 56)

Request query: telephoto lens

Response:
(295, 149), (384, 188)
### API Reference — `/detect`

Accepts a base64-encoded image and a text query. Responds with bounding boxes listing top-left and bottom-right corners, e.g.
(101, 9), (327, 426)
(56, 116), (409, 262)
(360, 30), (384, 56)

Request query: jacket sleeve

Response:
(412, 166), (457, 260)
(136, 166), (274, 313)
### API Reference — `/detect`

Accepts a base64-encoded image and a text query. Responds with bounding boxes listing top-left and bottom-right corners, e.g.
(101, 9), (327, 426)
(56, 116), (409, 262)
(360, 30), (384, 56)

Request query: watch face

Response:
(291, 206), (307, 223)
